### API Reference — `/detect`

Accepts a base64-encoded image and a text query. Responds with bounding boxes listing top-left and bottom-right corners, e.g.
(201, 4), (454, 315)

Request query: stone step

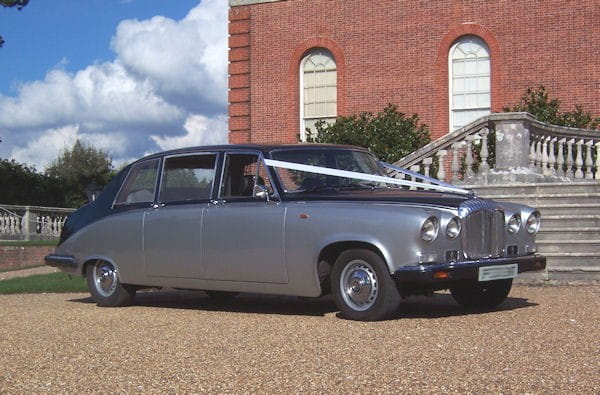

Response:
(548, 267), (600, 281)
(534, 203), (600, 216)
(487, 195), (600, 208)
(537, 240), (600, 253)
(537, 227), (600, 241)
(541, 252), (600, 269)
(540, 215), (600, 228)
(469, 181), (600, 196)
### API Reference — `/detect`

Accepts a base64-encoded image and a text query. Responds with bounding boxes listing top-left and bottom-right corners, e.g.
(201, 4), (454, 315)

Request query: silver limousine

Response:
(46, 144), (546, 321)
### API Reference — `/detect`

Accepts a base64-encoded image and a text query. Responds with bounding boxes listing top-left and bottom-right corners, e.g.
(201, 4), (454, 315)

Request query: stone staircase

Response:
(468, 181), (600, 282)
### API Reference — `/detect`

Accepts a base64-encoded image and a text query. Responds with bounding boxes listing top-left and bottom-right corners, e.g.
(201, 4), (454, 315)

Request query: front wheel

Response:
(450, 279), (512, 309)
(331, 249), (401, 321)
(86, 260), (135, 307)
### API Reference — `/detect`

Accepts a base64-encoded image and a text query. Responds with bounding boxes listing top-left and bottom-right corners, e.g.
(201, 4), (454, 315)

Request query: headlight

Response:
(421, 216), (439, 242)
(507, 213), (521, 234)
(526, 211), (541, 234)
(446, 216), (461, 239)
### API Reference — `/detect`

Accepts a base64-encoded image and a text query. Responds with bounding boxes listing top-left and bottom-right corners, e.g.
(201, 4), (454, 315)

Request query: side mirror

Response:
(253, 184), (270, 201)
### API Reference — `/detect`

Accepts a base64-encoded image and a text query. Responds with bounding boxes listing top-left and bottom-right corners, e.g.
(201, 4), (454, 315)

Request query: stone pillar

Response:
(491, 120), (549, 183)
(494, 120), (531, 170)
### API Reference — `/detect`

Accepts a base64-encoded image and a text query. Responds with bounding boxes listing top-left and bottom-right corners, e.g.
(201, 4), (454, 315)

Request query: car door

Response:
(143, 152), (218, 279)
(202, 152), (288, 284)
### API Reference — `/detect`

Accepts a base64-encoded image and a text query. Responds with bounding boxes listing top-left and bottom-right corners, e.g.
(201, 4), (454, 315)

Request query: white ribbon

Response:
(264, 159), (469, 195)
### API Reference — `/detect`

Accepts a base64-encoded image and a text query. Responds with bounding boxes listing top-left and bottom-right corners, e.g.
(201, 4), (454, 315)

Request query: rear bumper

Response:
(44, 254), (77, 269)
(392, 254), (546, 284)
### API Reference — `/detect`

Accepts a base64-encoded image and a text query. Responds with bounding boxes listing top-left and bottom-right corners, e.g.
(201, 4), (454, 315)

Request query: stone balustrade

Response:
(0, 204), (75, 241)
(395, 112), (600, 184)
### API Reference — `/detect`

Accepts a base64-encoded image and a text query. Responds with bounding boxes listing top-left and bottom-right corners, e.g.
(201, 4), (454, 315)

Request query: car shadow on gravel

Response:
(69, 290), (537, 319)
(392, 293), (538, 319)
(69, 290), (339, 317)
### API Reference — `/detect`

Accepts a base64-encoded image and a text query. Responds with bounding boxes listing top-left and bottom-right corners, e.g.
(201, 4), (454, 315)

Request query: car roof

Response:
(132, 143), (370, 165)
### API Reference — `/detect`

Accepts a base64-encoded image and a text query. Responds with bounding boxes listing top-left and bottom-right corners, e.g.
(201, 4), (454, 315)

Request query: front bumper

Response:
(392, 254), (546, 284)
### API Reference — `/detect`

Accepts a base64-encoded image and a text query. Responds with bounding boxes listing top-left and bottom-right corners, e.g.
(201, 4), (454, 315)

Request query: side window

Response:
(220, 154), (274, 199)
(159, 154), (217, 203)
(115, 159), (160, 205)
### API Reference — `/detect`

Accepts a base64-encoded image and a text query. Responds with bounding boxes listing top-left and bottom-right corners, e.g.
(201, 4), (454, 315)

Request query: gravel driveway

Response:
(0, 285), (598, 393)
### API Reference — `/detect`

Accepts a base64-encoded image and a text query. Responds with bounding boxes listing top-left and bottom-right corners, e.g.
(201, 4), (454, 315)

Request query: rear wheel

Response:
(450, 279), (512, 309)
(86, 260), (135, 307)
(331, 249), (401, 321)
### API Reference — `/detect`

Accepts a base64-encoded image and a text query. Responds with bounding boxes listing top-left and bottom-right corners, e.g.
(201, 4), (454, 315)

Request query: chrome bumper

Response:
(392, 254), (546, 284)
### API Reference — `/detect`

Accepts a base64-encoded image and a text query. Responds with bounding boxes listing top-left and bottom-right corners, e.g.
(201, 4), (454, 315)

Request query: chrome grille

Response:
(462, 209), (505, 259)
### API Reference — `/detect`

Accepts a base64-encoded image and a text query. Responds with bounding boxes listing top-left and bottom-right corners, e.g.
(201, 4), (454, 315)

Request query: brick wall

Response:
(228, 0), (600, 143)
(0, 246), (54, 271)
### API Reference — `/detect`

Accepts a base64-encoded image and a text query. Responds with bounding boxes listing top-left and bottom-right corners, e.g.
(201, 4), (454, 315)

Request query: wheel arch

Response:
(81, 255), (119, 277)
(315, 239), (393, 295)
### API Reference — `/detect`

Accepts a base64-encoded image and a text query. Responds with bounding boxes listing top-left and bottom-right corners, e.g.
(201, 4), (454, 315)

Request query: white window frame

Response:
(448, 36), (491, 131)
(299, 49), (337, 141)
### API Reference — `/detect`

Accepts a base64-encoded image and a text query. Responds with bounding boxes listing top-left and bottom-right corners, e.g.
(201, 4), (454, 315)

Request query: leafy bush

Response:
(503, 86), (599, 130)
(306, 104), (431, 163)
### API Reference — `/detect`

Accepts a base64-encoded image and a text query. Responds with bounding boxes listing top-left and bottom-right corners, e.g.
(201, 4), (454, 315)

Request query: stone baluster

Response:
(464, 136), (475, 180)
(565, 138), (575, 179)
(541, 137), (550, 176)
(435, 150), (447, 181)
(535, 138), (543, 171)
(479, 128), (490, 174)
(574, 139), (584, 179)
(409, 164), (420, 190)
(529, 141), (537, 169)
(547, 137), (557, 176)
(596, 142), (600, 180)
(451, 142), (464, 183)
(556, 138), (566, 177)
(584, 140), (594, 179)
(422, 158), (432, 182)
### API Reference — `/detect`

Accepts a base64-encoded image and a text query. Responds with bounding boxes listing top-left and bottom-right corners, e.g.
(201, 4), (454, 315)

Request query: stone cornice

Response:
(230, 0), (284, 6)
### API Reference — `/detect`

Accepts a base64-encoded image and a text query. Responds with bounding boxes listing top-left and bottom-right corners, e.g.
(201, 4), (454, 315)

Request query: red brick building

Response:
(228, 0), (599, 144)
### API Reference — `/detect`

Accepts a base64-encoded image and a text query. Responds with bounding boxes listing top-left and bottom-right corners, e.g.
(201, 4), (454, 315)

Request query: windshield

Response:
(270, 148), (387, 193)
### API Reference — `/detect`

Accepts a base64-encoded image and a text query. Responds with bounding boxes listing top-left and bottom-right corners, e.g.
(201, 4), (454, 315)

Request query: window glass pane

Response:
(453, 61), (464, 75)
(453, 77), (464, 92)
(478, 76), (490, 91)
(315, 71), (327, 86)
(479, 93), (490, 107)
(220, 154), (273, 198)
(464, 60), (477, 75)
(115, 159), (160, 205)
(159, 154), (216, 203)
(477, 60), (490, 74)
(453, 94), (465, 109)
(326, 70), (337, 85)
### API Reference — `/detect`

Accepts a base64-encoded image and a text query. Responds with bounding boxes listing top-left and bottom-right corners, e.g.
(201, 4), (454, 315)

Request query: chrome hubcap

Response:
(340, 259), (378, 311)
(93, 262), (118, 297)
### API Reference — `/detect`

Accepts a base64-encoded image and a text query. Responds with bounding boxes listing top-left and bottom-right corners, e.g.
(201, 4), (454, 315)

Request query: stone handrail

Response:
(0, 204), (75, 241)
(395, 112), (600, 184)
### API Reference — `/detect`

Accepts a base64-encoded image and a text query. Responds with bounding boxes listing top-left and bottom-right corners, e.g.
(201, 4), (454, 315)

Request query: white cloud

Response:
(10, 125), (80, 170)
(112, 0), (227, 112)
(0, 0), (228, 169)
(150, 114), (228, 151)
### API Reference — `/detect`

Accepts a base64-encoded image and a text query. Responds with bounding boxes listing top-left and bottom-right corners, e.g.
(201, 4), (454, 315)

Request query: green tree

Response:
(306, 104), (431, 163)
(503, 86), (600, 130)
(0, 159), (65, 206)
(1, 0), (29, 48)
(45, 140), (115, 207)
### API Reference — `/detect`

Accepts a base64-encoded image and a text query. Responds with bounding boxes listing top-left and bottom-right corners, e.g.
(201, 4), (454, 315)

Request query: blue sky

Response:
(0, 0), (228, 170)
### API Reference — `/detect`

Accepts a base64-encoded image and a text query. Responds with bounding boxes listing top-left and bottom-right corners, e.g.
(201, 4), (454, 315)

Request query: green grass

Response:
(0, 240), (58, 247)
(0, 272), (88, 294)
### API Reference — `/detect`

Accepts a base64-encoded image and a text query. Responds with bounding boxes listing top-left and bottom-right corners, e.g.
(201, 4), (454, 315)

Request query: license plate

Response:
(478, 264), (518, 282)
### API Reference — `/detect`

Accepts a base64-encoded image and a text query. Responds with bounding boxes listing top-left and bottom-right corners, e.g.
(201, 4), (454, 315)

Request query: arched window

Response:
(300, 49), (337, 140)
(449, 36), (490, 131)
